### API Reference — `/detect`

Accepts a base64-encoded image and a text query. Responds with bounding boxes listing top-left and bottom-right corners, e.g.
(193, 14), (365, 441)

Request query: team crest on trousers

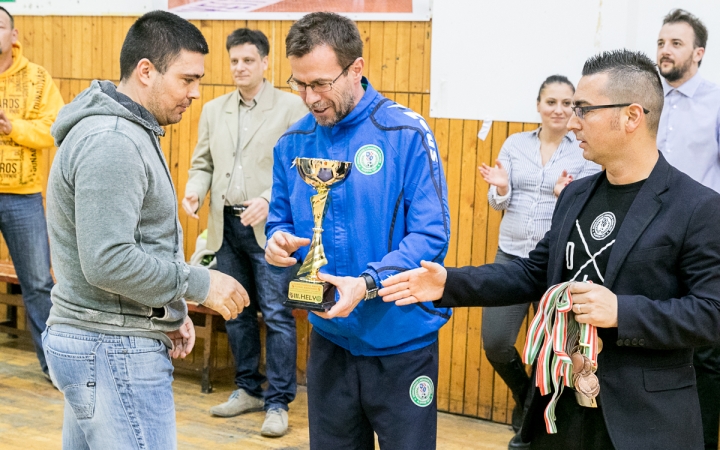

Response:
(410, 375), (434, 407)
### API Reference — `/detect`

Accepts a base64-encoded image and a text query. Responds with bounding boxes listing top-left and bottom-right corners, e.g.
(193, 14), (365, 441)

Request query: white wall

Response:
(430, 0), (720, 123)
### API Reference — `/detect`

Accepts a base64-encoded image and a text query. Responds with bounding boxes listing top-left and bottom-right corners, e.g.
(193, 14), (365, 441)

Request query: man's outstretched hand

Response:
(378, 261), (447, 306)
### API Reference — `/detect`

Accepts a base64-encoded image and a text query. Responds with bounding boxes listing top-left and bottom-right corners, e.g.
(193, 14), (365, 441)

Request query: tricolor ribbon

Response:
(522, 282), (599, 434)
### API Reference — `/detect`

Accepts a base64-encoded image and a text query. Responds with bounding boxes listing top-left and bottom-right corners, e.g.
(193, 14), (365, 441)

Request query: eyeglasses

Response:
(572, 103), (650, 120)
(287, 61), (355, 93)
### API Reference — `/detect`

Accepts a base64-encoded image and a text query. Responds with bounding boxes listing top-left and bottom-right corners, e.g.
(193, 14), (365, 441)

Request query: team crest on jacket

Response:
(410, 376), (434, 407)
(354, 144), (384, 175)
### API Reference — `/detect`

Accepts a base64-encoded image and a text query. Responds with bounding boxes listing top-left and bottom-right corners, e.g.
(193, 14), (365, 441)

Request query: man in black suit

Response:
(379, 49), (720, 450)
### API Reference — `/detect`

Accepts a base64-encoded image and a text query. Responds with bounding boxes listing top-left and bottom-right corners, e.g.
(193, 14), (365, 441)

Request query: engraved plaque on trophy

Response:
(285, 157), (352, 311)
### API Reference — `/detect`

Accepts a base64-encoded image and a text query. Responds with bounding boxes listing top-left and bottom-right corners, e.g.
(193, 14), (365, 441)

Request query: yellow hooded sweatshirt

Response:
(0, 42), (64, 194)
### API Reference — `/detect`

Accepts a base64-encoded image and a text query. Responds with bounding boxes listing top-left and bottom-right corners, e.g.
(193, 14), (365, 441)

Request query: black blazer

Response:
(439, 153), (720, 450)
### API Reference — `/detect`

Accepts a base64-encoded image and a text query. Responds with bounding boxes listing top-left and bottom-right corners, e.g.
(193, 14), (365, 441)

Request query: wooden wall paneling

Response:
(395, 22), (411, 92)
(459, 119), (481, 417)
(41, 17), (54, 77)
(219, 20), (236, 85)
(73, 17), (85, 79)
(380, 22), (397, 92)
(430, 111), (452, 412)
(487, 121), (510, 424)
(408, 22), (425, 93)
(393, 93), (409, 107)
(445, 119), (467, 414)
(357, 21), (371, 66)
(422, 21), (432, 93)
(61, 16), (73, 78)
(279, 21), (293, 88)
(89, 17), (100, 81)
(444, 119), (463, 267)
(269, 20), (282, 87)
(52, 17), (64, 79)
(474, 122), (495, 420)
(407, 92), (422, 115)
(367, 22), (383, 86)
(16, 16), (31, 61)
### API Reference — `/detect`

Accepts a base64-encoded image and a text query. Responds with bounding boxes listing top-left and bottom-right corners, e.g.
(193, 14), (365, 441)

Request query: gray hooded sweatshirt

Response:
(46, 80), (210, 342)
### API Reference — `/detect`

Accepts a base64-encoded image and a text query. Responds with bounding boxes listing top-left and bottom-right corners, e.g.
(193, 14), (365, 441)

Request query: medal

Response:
(523, 282), (602, 434)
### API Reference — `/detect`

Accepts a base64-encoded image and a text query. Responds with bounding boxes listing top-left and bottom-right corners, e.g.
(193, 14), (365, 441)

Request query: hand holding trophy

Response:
(285, 157), (352, 311)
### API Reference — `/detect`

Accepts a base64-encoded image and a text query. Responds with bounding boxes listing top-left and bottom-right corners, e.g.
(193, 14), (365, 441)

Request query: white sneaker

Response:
(209, 389), (264, 417)
(261, 408), (288, 437)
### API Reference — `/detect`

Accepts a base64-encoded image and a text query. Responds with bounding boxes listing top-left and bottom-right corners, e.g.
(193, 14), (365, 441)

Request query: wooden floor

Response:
(0, 334), (513, 449)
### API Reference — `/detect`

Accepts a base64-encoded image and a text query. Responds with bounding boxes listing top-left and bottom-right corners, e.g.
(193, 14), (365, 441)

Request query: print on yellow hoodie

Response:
(0, 42), (64, 194)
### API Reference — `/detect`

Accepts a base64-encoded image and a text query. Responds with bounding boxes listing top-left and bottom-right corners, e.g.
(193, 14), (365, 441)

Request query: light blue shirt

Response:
(658, 73), (720, 193)
(489, 129), (601, 258)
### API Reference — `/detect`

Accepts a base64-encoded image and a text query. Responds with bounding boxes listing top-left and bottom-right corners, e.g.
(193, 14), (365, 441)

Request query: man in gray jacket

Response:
(43, 11), (248, 449)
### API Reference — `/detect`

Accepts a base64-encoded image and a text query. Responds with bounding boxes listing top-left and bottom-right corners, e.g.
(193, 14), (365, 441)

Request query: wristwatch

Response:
(361, 273), (378, 300)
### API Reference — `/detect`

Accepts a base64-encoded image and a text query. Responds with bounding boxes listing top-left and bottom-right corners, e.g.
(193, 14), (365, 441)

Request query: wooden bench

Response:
(0, 260), (29, 339)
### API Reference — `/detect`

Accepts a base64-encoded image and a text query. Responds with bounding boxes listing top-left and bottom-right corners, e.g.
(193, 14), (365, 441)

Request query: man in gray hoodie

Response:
(43, 11), (249, 449)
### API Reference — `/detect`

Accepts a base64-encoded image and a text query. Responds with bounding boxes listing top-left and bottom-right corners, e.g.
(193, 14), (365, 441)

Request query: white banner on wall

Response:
(6, 0), (432, 21)
(431, 0), (720, 123)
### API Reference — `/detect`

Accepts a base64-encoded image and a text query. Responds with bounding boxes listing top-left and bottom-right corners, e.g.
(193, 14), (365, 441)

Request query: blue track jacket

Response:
(267, 78), (451, 356)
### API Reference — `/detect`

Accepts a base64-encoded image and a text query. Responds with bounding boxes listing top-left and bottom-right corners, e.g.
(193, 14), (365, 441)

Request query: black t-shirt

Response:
(562, 175), (645, 284)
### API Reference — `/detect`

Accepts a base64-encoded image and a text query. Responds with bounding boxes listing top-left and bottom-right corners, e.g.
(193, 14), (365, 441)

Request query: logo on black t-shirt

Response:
(590, 212), (616, 240)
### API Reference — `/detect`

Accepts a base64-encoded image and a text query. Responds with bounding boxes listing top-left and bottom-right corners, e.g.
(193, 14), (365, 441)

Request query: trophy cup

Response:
(285, 157), (352, 311)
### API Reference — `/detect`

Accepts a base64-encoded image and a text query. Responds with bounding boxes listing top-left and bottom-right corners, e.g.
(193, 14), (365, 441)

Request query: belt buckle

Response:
(232, 205), (247, 217)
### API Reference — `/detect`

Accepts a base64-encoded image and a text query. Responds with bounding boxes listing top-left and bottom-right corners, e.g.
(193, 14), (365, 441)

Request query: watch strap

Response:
(361, 273), (378, 300)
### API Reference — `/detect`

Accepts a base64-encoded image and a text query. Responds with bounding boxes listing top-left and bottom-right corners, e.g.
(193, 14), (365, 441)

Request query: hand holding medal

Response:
(523, 281), (603, 434)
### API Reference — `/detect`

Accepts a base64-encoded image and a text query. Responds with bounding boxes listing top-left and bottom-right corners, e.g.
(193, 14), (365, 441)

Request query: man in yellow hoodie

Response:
(0, 6), (64, 379)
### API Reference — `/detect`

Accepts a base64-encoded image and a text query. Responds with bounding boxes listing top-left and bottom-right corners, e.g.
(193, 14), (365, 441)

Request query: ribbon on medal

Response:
(522, 281), (600, 434)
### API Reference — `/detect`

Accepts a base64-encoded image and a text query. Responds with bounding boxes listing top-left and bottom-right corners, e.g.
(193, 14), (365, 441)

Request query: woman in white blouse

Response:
(478, 75), (600, 448)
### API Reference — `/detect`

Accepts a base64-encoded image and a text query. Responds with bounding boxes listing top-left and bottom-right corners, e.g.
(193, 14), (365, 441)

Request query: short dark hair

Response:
(226, 28), (270, 57)
(0, 7), (14, 28)
(119, 10), (209, 82)
(286, 12), (362, 69)
(537, 75), (574, 102)
(582, 49), (664, 134)
(663, 9), (708, 49)
(663, 9), (708, 67)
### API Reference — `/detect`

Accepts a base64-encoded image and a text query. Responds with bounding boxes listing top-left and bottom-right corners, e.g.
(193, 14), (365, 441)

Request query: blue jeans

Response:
(0, 193), (54, 373)
(216, 210), (297, 410)
(43, 324), (176, 450)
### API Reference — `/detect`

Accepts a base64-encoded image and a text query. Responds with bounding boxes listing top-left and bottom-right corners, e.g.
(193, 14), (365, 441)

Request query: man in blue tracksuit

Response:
(265, 12), (451, 450)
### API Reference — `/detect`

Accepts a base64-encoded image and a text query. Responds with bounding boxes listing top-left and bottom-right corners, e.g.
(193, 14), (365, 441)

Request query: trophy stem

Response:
(296, 187), (329, 280)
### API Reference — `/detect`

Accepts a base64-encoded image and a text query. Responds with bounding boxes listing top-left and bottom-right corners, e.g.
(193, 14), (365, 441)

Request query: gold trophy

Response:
(285, 157), (352, 311)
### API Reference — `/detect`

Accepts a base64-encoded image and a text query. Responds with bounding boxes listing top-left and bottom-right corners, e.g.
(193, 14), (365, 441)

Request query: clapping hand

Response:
(479, 160), (509, 196)
(554, 170), (574, 197)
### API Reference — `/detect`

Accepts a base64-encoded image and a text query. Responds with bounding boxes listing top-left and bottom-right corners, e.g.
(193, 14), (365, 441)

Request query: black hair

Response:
(0, 7), (13, 28)
(582, 49), (663, 134)
(537, 75), (574, 102)
(119, 10), (209, 82)
(226, 28), (270, 57)
(286, 12), (362, 69)
(663, 9), (708, 66)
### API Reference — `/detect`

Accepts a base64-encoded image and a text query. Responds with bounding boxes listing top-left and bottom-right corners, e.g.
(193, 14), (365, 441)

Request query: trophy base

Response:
(285, 279), (336, 311)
